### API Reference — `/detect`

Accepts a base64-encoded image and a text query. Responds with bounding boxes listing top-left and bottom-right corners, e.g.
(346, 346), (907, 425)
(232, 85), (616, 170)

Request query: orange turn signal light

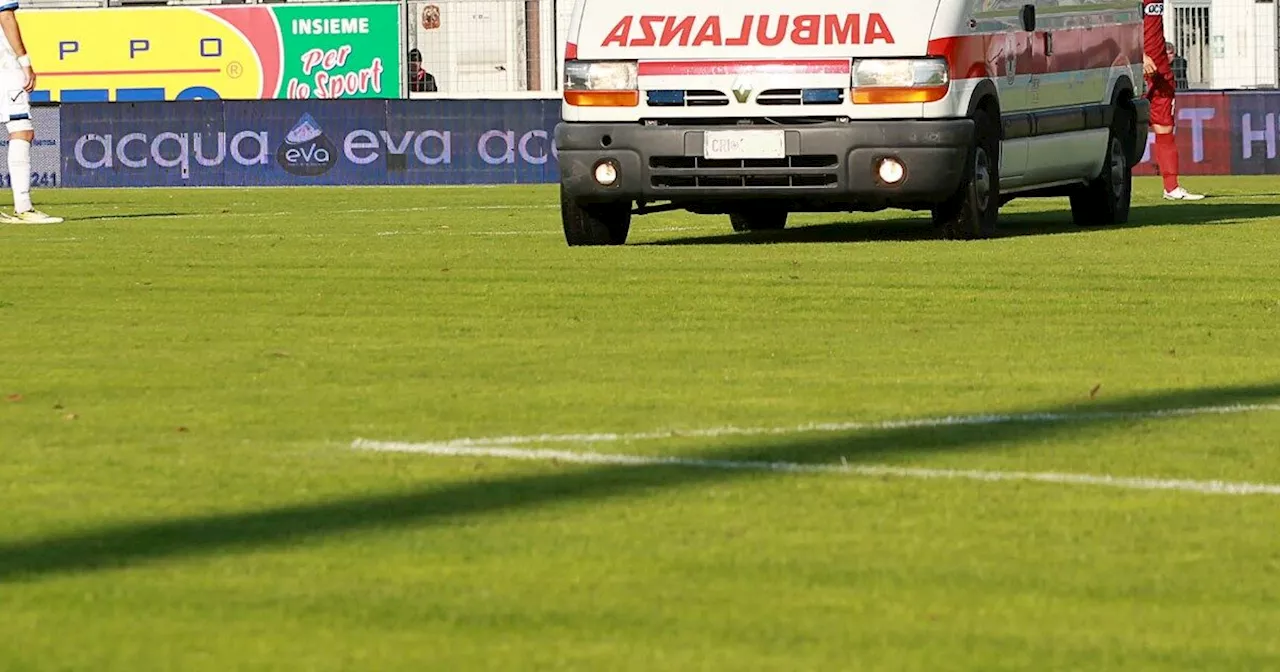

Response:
(851, 85), (949, 104)
(565, 90), (640, 107)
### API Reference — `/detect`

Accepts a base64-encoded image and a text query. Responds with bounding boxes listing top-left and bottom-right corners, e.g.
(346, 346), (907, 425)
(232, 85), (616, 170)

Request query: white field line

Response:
(80, 203), (560, 222)
(351, 402), (1280, 496)
(7, 203), (717, 243)
(19, 224), (715, 244)
(349, 441), (1280, 496)
(17, 223), (716, 243)
(358, 403), (1280, 451)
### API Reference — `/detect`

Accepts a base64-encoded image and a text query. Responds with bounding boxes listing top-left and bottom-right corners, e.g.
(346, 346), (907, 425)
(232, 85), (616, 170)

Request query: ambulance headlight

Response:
(853, 58), (949, 88)
(564, 61), (640, 107)
(565, 60), (638, 92)
(851, 58), (950, 104)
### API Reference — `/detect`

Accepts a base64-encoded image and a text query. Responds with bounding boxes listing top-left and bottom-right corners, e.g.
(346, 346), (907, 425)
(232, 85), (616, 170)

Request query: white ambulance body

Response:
(555, 0), (1148, 245)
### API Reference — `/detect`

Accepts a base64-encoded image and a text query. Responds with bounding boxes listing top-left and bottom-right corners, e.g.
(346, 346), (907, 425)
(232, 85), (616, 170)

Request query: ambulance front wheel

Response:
(561, 185), (632, 246)
(935, 108), (1001, 240)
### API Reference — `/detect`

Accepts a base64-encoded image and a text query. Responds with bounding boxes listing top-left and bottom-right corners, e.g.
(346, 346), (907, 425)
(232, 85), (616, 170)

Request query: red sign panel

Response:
(1134, 92), (1232, 176)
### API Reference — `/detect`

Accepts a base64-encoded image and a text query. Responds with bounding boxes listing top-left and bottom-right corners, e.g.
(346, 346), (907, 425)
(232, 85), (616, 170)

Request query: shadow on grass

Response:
(2, 383), (1280, 583)
(642, 199), (1280, 246)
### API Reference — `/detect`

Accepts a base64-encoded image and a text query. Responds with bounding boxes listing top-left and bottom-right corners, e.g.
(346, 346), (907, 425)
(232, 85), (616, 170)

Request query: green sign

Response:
(275, 3), (404, 99)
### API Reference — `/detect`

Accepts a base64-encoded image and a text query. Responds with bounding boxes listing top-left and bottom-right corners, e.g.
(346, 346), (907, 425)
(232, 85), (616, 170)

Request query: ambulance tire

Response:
(936, 108), (1000, 240)
(1069, 106), (1134, 227)
(730, 209), (788, 232)
(560, 186), (632, 246)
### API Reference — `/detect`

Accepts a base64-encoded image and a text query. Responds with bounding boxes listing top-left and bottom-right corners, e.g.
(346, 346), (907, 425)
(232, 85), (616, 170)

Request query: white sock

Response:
(8, 138), (31, 213)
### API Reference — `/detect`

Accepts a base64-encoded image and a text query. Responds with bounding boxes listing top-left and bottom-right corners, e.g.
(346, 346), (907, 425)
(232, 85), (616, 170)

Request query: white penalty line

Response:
(361, 403), (1280, 451)
(351, 402), (1280, 497)
(349, 441), (1280, 496)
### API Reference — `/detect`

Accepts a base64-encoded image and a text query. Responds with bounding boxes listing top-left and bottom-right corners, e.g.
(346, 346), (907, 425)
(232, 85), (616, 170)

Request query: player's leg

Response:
(7, 125), (34, 215)
(1149, 79), (1203, 201)
(2, 71), (61, 224)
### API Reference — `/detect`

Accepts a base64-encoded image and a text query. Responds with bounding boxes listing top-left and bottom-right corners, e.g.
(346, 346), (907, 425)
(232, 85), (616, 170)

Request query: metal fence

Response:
(19, 0), (1280, 94)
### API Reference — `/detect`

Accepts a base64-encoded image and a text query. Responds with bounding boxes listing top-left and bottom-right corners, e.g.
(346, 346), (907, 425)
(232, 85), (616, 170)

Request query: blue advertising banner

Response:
(60, 99), (561, 187)
(51, 90), (1280, 186)
(1, 107), (61, 189)
(383, 100), (558, 186)
(1226, 91), (1280, 176)
(65, 101), (226, 187)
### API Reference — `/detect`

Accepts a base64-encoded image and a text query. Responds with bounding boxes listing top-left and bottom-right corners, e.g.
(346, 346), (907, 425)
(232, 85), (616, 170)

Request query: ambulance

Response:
(554, 0), (1148, 245)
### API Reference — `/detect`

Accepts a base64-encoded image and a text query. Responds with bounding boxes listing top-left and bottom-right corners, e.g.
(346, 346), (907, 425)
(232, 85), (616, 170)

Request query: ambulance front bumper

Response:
(556, 119), (974, 209)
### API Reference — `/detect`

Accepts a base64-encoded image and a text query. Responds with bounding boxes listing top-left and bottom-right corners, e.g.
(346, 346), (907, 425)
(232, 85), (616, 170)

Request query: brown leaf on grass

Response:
(5, 394), (22, 403)
(1089, 384), (1102, 399)
(177, 426), (189, 433)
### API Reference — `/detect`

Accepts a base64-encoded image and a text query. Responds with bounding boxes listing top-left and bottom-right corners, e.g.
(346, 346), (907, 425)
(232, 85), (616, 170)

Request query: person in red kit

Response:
(1143, 0), (1204, 200)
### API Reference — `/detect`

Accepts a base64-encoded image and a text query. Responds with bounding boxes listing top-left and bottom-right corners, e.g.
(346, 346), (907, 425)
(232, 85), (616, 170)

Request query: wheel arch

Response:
(964, 79), (1002, 123)
(1107, 75), (1141, 166)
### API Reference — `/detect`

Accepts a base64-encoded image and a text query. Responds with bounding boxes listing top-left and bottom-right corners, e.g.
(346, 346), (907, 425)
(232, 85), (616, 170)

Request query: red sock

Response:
(1154, 133), (1179, 192)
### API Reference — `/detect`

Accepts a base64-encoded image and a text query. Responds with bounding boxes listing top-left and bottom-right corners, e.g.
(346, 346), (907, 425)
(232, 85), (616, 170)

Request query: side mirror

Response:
(1020, 4), (1036, 32)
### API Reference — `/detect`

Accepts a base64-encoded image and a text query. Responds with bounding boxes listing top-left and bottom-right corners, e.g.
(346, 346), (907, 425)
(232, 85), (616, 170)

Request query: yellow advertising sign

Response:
(25, 8), (271, 102)
(23, 4), (403, 102)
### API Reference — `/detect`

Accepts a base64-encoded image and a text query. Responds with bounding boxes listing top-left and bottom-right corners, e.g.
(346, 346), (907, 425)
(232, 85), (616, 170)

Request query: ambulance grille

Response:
(646, 89), (730, 107)
(756, 89), (846, 106)
(648, 155), (840, 190)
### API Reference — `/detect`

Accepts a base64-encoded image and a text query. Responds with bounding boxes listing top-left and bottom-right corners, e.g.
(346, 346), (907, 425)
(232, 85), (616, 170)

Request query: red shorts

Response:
(1145, 71), (1176, 127)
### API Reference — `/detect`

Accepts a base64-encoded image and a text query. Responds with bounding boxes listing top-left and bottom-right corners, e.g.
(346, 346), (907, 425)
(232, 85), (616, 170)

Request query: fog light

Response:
(877, 157), (905, 184)
(594, 161), (619, 186)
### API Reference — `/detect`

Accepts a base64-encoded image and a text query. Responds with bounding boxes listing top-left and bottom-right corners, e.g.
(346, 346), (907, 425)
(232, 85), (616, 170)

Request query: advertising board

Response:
(1226, 91), (1280, 175)
(25, 3), (403, 103)
(0, 107), (61, 190)
(60, 99), (560, 187)
(45, 91), (1280, 188)
(1134, 92), (1232, 177)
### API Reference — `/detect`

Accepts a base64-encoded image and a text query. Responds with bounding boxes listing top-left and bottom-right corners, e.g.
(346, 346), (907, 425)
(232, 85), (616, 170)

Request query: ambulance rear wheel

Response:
(730, 209), (788, 232)
(937, 108), (1001, 240)
(561, 186), (631, 246)
(1070, 106), (1134, 227)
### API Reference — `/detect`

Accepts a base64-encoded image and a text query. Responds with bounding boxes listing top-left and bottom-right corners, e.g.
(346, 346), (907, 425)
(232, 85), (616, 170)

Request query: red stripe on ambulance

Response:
(638, 59), (851, 76)
(601, 14), (895, 48)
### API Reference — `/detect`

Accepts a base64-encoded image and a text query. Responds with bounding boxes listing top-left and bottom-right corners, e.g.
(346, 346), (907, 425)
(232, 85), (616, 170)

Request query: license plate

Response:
(703, 130), (786, 160)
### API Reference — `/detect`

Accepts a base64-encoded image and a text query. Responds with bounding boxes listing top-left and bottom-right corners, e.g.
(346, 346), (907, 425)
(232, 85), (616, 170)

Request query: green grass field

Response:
(3, 177), (1279, 670)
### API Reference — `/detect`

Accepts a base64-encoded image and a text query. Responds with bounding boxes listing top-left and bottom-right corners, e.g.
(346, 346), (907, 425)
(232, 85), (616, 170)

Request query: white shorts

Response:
(0, 68), (31, 126)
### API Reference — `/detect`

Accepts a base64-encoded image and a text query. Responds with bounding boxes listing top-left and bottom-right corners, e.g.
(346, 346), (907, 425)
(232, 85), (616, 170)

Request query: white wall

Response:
(1183, 0), (1279, 89)
(404, 0), (572, 93)
(554, 0), (574, 90)
(1214, 0), (1277, 88)
(408, 0), (526, 93)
